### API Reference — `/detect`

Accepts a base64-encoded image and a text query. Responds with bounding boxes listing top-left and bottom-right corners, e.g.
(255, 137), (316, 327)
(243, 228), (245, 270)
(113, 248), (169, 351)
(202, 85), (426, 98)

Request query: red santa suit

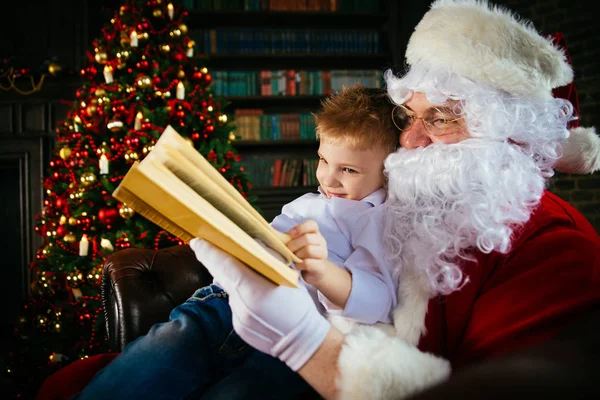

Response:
(335, 191), (600, 398)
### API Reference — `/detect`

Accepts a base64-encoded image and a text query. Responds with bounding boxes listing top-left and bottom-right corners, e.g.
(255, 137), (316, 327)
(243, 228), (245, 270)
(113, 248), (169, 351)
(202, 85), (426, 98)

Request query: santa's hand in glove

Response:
(189, 238), (332, 371)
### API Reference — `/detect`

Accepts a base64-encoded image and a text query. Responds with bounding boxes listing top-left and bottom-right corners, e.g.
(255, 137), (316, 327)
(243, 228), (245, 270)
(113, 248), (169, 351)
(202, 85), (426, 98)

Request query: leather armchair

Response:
(102, 244), (212, 351)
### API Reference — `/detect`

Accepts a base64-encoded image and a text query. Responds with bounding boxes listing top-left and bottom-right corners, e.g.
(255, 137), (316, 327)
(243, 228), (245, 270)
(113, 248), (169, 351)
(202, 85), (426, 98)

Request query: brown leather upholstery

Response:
(101, 244), (212, 351)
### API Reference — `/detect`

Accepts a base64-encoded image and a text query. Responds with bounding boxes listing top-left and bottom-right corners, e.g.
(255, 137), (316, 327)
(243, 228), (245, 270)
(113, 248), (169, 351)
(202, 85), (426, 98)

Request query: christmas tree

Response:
(6, 0), (251, 397)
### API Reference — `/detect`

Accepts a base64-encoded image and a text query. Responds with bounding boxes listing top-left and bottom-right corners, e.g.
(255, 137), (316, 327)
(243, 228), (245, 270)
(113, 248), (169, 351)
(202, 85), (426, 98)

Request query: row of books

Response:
(194, 28), (381, 54)
(243, 157), (319, 187)
(234, 110), (317, 141)
(212, 70), (383, 96)
(187, 0), (381, 12)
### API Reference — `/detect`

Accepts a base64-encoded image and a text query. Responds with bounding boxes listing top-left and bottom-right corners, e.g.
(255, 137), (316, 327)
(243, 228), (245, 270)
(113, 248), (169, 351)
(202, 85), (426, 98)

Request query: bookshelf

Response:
(186, 0), (394, 221)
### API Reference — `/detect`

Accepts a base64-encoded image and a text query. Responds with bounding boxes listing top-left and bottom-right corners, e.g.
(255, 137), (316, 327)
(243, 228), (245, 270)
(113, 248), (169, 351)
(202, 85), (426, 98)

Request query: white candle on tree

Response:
(176, 81), (185, 100)
(79, 235), (89, 256)
(103, 66), (113, 84)
(130, 30), (138, 47)
(167, 3), (174, 20)
(134, 111), (143, 130)
(99, 154), (109, 175)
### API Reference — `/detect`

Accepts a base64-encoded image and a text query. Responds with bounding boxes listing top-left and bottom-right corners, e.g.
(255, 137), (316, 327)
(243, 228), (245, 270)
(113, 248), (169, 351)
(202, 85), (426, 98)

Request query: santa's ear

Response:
(555, 127), (600, 174)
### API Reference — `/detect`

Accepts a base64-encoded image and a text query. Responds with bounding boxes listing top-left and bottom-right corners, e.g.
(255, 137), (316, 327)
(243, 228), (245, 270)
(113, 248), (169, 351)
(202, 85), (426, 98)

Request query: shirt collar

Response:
(317, 187), (387, 206)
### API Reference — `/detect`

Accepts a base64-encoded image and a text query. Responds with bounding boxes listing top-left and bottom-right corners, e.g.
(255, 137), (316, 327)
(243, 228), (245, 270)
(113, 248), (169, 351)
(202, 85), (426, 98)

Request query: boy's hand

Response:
(287, 219), (330, 285)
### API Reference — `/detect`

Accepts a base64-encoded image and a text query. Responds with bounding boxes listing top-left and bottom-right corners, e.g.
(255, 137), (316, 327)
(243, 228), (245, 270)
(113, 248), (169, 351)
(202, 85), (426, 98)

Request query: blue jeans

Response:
(74, 285), (314, 400)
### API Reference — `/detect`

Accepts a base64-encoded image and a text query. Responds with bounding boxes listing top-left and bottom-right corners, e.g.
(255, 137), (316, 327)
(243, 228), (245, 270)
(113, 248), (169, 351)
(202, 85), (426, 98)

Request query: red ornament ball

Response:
(98, 208), (119, 226)
(56, 225), (67, 237)
(55, 197), (68, 213)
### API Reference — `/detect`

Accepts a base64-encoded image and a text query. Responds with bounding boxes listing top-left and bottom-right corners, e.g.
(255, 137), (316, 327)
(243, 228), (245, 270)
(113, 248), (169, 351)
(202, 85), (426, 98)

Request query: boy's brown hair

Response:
(314, 84), (401, 154)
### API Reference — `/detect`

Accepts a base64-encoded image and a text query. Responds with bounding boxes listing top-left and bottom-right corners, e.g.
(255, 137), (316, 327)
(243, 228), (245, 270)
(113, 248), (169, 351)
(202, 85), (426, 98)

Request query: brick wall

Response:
(497, 0), (600, 231)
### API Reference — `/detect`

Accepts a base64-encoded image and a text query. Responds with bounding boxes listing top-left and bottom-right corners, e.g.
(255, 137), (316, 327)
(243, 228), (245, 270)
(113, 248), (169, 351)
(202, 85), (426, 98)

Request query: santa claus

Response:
(192, 0), (600, 399)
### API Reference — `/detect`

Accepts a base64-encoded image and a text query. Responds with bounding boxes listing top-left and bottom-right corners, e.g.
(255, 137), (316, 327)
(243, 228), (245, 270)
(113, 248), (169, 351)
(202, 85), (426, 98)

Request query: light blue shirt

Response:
(271, 187), (397, 325)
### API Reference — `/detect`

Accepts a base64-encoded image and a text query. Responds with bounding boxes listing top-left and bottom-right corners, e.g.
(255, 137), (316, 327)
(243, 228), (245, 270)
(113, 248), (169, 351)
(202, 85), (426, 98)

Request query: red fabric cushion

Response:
(35, 353), (120, 400)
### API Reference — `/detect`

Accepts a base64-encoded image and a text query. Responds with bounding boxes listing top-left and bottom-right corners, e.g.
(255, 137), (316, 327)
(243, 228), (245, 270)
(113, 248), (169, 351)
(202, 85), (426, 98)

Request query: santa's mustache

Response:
(383, 139), (546, 295)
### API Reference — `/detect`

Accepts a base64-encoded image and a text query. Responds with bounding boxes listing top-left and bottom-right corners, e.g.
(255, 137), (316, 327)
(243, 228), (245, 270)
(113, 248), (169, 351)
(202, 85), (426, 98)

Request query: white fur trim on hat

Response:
(336, 326), (451, 399)
(406, 0), (573, 100)
(555, 127), (600, 174)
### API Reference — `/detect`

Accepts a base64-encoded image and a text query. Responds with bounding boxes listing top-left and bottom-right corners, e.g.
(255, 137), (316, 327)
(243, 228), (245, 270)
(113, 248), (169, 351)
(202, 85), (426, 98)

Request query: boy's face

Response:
(316, 140), (388, 201)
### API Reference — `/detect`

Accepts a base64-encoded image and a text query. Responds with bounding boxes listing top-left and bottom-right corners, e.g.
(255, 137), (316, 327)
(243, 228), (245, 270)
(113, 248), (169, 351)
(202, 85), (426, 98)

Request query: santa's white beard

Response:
(383, 139), (546, 295)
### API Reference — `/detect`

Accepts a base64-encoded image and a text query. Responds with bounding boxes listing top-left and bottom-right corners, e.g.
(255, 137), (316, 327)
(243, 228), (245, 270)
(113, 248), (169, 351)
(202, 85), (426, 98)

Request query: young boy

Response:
(272, 84), (401, 330)
(74, 84), (403, 400)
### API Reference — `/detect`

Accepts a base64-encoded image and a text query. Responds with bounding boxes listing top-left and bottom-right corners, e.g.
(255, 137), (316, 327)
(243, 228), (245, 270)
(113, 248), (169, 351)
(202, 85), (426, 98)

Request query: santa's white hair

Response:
(383, 65), (574, 295)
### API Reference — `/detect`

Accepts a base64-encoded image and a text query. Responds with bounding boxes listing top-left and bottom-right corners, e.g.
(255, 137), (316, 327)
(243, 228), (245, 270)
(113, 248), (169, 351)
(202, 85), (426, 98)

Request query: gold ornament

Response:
(124, 150), (139, 162)
(64, 233), (76, 243)
(135, 75), (152, 89)
(69, 188), (86, 204)
(68, 216), (78, 225)
(115, 58), (127, 70)
(177, 70), (185, 79)
(119, 5), (126, 15)
(183, 137), (194, 146)
(153, 8), (162, 17)
(107, 119), (124, 132)
(48, 63), (62, 76)
(229, 132), (236, 141)
(95, 88), (106, 97)
(179, 24), (188, 35)
(170, 29), (182, 38)
(86, 104), (97, 116)
(94, 49), (108, 64)
(59, 147), (72, 160)
(159, 44), (171, 53)
(120, 34), (129, 47)
(117, 50), (130, 61)
(80, 172), (97, 187)
(119, 204), (135, 219)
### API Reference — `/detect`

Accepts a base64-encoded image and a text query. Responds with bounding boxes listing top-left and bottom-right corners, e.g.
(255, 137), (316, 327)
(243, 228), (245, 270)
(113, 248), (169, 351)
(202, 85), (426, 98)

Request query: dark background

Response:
(0, 0), (598, 394)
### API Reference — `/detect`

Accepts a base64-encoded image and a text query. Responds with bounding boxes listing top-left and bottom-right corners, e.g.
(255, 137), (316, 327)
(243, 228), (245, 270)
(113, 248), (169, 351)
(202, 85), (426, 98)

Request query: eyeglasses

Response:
(391, 104), (464, 136)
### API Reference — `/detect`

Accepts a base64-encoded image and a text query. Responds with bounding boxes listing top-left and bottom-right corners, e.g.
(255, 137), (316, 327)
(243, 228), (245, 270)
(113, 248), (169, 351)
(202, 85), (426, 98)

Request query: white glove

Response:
(189, 238), (331, 371)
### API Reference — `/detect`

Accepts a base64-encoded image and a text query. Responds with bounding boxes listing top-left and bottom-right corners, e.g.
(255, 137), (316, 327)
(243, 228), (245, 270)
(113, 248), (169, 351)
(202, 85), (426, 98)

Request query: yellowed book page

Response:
(113, 183), (194, 242)
(116, 160), (299, 287)
(157, 126), (293, 244)
(148, 145), (301, 264)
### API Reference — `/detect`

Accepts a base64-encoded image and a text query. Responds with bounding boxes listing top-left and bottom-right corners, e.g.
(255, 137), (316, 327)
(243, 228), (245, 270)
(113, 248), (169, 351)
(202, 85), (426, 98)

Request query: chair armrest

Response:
(101, 244), (212, 351)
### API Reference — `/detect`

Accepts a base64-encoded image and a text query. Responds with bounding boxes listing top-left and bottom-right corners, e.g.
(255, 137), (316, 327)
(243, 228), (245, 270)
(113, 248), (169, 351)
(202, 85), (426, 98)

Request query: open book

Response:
(112, 125), (300, 287)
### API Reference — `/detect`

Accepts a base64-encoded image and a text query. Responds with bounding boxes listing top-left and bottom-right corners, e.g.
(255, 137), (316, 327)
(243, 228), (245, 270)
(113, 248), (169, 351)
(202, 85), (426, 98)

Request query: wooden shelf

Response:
(222, 95), (325, 109)
(250, 185), (319, 221)
(205, 53), (392, 70)
(187, 10), (388, 29)
(234, 140), (318, 148)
